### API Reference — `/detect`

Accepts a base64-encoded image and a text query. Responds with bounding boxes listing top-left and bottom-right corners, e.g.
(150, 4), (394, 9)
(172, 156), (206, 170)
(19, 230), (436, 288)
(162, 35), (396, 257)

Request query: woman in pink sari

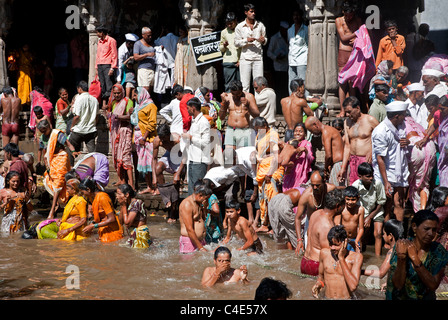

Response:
(29, 87), (54, 131)
(282, 123), (314, 192)
(108, 84), (134, 189)
(405, 116), (437, 212)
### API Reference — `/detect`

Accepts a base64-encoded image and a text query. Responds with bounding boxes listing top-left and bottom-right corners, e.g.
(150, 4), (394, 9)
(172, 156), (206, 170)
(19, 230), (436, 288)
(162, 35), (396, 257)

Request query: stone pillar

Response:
(179, 0), (223, 91)
(0, 0), (11, 91)
(304, 0), (341, 116)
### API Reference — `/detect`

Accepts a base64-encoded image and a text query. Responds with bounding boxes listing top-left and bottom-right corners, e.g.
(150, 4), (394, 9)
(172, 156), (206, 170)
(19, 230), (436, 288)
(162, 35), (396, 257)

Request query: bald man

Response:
(305, 116), (345, 186)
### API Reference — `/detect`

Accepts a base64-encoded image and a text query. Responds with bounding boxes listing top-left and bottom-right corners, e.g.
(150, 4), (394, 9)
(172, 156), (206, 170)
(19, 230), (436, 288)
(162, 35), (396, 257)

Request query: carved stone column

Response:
(304, 0), (341, 116)
(0, 0), (11, 91)
(179, 0), (223, 91)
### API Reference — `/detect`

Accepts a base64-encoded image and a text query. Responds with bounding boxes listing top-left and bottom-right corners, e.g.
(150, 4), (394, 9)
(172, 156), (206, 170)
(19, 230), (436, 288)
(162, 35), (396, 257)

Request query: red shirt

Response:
(179, 93), (194, 132)
(96, 35), (118, 69)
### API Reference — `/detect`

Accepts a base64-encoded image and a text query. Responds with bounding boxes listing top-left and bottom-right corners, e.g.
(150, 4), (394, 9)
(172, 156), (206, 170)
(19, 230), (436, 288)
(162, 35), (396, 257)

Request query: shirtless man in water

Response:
(312, 225), (363, 299)
(220, 80), (259, 163)
(178, 181), (212, 253)
(305, 116), (344, 186)
(0, 87), (22, 147)
(335, 1), (362, 117)
(337, 96), (379, 185)
(301, 189), (345, 277)
(281, 79), (314, 142)
(295, 170), (336, 254)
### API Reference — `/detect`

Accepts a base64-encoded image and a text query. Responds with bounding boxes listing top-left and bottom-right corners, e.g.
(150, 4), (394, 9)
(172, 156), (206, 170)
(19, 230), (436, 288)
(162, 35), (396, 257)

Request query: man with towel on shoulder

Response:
(371, 100), (410, 222)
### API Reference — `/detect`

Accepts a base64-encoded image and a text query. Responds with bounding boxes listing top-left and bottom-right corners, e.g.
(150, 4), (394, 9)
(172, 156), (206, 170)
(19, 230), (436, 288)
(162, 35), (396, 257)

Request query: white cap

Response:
(422, 68), (445, 78)
(280, 21), (289, 29)
(385, 100), (409, 112)
(125, 33), (139, 42)
(407, 83), (425, 92)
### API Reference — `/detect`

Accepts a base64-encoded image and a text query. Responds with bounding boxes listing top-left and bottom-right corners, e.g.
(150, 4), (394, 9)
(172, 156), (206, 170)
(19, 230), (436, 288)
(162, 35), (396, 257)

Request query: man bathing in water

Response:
(0, 87), (21, 148)
(178, 181), (212, 254)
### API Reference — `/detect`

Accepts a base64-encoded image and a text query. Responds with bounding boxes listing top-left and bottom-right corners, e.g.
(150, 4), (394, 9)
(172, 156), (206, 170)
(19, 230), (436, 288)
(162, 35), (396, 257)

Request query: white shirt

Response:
(159, 98), (183, 136)
(117, 42), (132, 82)
(255, 87), (277, 126)
(204, 166), (244, 188)
(406, 98), (429, 129)
(71, 92), (99, 134)
(267, 31), (288, 72)
(235, 146), (257, 184)
(425, 83), (448, 98)
(187, 113), (211, 164)
(155, 33), (179, 68)
(234, 19), (267, 61)
(371, 121), (409, 187)
(351, 178), (387, 219)
(288, 23), (308, 66)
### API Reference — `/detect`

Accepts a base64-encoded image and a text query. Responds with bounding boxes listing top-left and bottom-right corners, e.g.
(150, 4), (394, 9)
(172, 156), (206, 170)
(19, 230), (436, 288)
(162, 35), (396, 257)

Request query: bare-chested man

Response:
(178, 181), (212, 253)
(300, 189), (345, 277)
(337, 96), (379, 185)
(0, 87), (22, 147)
(335, 1), (362, 117)
(281, 78), (314, 142)
(305, 116), (344, 186)
(294, 170), (337, 254)
(220, 79), (259, 164)
(312, 225), (363, 299)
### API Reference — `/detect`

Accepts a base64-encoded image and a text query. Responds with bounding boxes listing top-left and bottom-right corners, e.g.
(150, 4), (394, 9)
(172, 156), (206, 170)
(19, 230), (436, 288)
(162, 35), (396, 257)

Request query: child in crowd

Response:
(351, 162), (387, 256)
(334, 186), (364, 252)
(34, 106), (52, 165)
(223, 200), (263, 255)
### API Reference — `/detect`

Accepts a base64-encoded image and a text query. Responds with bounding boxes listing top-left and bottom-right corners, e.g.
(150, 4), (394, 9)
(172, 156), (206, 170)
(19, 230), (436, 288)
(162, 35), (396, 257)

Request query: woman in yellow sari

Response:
(17, 44), (34, 106)
(57, 179), (88, 241)
(80, 177), (123, 243)
(253, 117), (285, 232)
(116, 183), (151, 248)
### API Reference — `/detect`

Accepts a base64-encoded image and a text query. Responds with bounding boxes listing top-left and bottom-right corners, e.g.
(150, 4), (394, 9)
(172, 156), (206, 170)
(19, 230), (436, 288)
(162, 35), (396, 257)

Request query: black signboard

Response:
(189, 31), (223, 66)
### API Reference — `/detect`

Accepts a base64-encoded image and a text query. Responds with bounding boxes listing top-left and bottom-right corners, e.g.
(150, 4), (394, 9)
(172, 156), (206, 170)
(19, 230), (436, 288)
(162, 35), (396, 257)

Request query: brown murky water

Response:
(0, 215), (389, 300)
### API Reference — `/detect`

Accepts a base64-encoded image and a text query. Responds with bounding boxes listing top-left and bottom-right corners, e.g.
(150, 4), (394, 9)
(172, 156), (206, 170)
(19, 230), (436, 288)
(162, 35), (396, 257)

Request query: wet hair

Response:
(344, 186), (359, 198)
(428, 186), (448, 211)
(331, 118), (344, 129)
(2, 86), (14, 95)
(244, 3), (255, 12)
(424, 94), (440, 107)
(290, 78), (304, 93)
(118, 183), (136, 198)
(77, 80), (89, 92)
(5, 171), (20, 188)
(327, 224), (347, 245)
(252, 116), (268, 128)
(157, 123), (171, 138)
(193, 180), (212, 196)
(79, 177), (98, 193)
(254, 277), (292, 300)
(187, 97), (202, 111)
(33, 105), (43, 114)
(324, 189), (345, 210)
(229, 80), (243, 92)
(214, 246), (232, 260)
(65, 170), (80, 182)
(384, 219), (404, 240)
(4, 143), (20, 157)
(384, 20), (398, 29)
(357, 162), (374, 176)
(409, 210), (439, 237)
(36, 119), (51, 131)
(342, 96), (360, 108)
(288, 139), (299, 148)
(172, 84), (184, 97)
(225, 12), (236, 22)
(226, 200), (241, 211)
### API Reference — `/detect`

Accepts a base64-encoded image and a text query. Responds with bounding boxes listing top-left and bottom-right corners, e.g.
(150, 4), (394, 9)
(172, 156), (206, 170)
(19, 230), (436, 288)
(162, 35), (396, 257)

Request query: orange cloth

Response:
(43, 129), (71, 204)
(375, 34), (406, 70)
(92, 192), (123, 243)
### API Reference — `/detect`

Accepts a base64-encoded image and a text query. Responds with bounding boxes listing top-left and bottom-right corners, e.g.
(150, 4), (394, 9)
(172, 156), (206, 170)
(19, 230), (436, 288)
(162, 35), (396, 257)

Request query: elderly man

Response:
(253, 76), (276, 127)
(305, 116), (344, 186)
(95, 25), (118, 108)
(371, 100), (410, 221)
(422, 68), (448, 98)
(338, 96), (379, 185)
(406, 83), (428, 129)
(133, 27), (156, 93)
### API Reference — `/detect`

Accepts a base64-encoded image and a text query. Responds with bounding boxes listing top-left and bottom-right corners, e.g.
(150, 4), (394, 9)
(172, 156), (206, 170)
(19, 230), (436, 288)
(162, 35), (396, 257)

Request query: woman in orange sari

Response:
(80, 177), (123, 243)
(253, 117), (284, 232)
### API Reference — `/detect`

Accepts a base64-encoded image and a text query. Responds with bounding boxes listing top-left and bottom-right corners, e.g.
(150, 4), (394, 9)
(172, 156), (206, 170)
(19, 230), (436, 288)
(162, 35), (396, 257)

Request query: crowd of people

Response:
(0, 1), (447, 300)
